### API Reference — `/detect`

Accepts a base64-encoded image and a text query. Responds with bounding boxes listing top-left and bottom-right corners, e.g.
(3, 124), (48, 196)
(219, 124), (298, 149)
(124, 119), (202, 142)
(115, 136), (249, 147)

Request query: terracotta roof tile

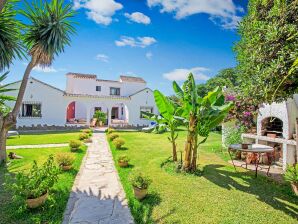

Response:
(120, 75), (146, 83)
(67, 72), (97, 79)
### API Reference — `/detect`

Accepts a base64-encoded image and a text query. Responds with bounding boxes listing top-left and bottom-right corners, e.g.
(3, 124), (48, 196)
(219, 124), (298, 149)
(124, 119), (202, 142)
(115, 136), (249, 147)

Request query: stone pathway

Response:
(63, 130), (134, 224)
(7, 143), (68, 149)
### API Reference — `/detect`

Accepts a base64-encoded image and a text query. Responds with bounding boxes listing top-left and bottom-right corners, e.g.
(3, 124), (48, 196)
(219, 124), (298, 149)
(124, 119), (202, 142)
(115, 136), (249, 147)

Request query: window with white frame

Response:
(140, 106), (153, 118)
(110, 87), (120, 96)
(21, 102), (42, 118)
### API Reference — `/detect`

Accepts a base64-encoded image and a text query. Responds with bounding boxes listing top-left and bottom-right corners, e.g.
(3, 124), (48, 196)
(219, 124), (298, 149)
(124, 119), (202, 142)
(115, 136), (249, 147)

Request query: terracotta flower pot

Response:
(291, 183), (298, 196)
(26, 192), (48, 209)
(62, 165), (72, 171)
(118, 161), (128, 168)
(133, 187), (147, 200)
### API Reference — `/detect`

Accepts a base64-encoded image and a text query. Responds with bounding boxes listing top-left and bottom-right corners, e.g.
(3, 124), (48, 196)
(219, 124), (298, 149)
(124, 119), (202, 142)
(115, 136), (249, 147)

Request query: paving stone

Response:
(63, 129), (134, 224)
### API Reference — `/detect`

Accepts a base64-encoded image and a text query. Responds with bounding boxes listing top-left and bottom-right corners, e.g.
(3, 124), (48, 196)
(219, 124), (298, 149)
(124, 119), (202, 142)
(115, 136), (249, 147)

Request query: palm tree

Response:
(0, 0), (23, 71)
(0, 0), (76, 164)
(0, 0), (7, 12)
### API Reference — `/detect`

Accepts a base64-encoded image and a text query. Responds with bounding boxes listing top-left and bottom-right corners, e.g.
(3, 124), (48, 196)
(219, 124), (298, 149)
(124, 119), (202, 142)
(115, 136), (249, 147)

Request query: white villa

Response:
(7, 73), (158, 129)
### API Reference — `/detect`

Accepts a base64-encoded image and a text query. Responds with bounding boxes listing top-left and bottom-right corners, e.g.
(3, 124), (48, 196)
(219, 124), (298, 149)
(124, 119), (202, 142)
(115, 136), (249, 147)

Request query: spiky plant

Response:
(0, 0), (24, 72)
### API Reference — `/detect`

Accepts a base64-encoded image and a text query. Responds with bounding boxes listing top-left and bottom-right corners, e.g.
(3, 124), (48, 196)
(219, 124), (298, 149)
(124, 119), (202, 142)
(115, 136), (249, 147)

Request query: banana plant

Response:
(173, 73), (233, 171)
(142, 90), (182, 161)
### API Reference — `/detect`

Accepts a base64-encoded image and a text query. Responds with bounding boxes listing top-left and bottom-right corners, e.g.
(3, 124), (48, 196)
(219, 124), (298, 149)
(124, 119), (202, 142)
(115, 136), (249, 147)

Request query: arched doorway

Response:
(66, 101), (87, 124)
(109, 103), (129, 127)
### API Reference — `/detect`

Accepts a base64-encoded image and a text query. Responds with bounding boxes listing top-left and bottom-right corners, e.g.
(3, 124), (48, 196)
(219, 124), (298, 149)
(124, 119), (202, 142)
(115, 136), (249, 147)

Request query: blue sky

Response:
(7, 0), (248, 95)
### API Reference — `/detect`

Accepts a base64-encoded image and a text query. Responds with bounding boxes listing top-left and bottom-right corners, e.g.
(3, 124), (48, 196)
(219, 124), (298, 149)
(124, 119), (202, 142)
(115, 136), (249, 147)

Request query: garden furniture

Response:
(228, 144), (274, 177)
(7, 130), (20, 138)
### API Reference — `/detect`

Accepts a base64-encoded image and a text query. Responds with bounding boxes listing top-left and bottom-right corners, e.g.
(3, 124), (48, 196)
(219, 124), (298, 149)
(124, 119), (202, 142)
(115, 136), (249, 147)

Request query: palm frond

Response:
(22, 0), (76, 67)
(0, 0), (24, 71)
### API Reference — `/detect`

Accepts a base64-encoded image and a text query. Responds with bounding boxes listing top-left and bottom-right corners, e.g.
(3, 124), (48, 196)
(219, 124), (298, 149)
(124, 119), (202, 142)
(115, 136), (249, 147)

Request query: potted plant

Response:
(129, 171), (152, 200)
(69, 139), (82, 152)
(6, 155), (60, 209)
(113, 138), (125, 149)
(56, 152), (75, 171)
(118, 155), (129, 167)
(93, 111), (107, 126)
(284, 164), (298, 196)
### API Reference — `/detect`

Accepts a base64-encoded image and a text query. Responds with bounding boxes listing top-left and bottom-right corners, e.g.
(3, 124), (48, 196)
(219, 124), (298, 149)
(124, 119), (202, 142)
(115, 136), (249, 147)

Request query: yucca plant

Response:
(0, 0), (76, 164)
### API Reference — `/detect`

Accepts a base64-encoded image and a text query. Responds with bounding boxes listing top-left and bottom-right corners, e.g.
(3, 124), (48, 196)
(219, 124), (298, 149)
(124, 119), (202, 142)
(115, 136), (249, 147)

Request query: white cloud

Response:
(115, 36), (157, 48)
(124, 12), (151, 24)
(73, 0), (123, 25)
(146, 52), (153, 60)
(33, 65), (58, 73)
(163, 67), (210, 81)
(95, 54), (109, 63)
(147, 0), (243, 29)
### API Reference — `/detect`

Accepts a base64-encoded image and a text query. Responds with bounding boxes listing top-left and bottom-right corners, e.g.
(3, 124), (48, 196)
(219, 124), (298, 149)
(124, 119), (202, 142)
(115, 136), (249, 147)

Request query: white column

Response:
(86, 106), (91, 126)
(282, 143), (287, 171)
(108, 107), (112, 126)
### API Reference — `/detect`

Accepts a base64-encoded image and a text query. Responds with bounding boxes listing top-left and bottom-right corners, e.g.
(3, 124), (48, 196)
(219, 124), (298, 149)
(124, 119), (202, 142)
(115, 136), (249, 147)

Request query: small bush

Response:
(81, 129), (92, 136)
(108, 133), (119, 141)
(69, 139), (82, 150)
(118, 155), (129, 163)
(113, 138), (125, 149)
(5, 155), (60, 200)
(106, 128), (115, 134)
(56, 152), (75, 166)
(129, 171), (152, 190)
(79, 133), (89, 140)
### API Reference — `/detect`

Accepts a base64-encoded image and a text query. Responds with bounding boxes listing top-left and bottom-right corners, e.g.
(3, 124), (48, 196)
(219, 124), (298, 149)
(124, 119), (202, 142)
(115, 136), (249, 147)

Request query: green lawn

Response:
(7, 130), (81, 146)
(109, 130), (298, 224)
(0, 146), (86, 224)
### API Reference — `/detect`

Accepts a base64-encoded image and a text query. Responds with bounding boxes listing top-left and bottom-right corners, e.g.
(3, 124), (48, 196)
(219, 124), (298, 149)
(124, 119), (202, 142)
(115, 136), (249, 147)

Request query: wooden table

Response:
(228, 144), (274, 177)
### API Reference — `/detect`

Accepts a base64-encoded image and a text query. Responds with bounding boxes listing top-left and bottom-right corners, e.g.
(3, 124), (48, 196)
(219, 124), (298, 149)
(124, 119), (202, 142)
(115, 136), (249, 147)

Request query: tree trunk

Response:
(0, 0), (7, 12)
(0, 60), (34, 164)
(183, 114), (196, 171)
(190, 135), (198, 171)
(0, 125), (8, 164)
(172, 141), (177, 162)
(170, 129), (177, 162)
(12, 60), (35, 117)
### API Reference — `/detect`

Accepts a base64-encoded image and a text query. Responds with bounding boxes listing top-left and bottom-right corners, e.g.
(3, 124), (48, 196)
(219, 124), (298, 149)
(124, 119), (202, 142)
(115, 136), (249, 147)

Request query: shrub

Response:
(118, 155), (129, 163)
(106, 128), (115, 134)
(56, 152), (75, 166)
(113, 138), (125, 149)
(108, 133), (119, 141)
(129, 171), (152, 190)
(223, 126), (247, 148)
(81, 129), (92, 136)
(79, 133), (89, 140)
(284, 164), (298, 184)
(69, 139), (82, 150)
(5, 155), (60, 200)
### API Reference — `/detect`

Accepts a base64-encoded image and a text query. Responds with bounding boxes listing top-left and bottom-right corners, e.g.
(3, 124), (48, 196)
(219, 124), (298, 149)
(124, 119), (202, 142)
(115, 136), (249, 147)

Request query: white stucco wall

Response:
(126, 88), (157, 126)
(7, 78), (66, 127)
(65, 75), (146, 97)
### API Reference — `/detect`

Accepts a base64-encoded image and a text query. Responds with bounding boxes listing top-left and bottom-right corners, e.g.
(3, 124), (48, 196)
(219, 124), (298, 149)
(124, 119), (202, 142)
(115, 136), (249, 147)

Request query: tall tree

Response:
(234, 0), (298, 104)
(0, 0), (76, 164)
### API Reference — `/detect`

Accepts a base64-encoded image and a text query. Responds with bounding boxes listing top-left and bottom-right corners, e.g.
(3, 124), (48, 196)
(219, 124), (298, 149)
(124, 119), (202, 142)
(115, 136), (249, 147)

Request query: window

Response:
(96, 86), (101, 92)
(140, 106), (153, 118)
(121, 107), (124, 115)
(21, 103), (42, 118)
(110, 87), (120, 96)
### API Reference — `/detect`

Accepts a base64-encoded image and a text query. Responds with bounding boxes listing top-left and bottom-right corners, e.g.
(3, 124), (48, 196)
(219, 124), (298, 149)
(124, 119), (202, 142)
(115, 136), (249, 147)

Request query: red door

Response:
(67, 102), (75, 121)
